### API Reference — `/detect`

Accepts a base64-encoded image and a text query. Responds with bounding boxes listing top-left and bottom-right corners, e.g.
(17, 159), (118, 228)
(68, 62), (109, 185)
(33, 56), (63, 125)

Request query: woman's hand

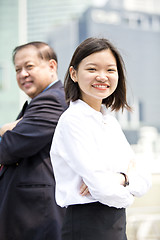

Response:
(80, 182), (90, 196)
(127, 159), (136, 175)
(79, 159), (137, 196)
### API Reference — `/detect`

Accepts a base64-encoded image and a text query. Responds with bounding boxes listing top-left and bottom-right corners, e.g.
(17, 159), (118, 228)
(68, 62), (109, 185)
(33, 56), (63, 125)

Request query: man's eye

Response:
(26, 65), (33, 69)
(16, 68), (21, 73)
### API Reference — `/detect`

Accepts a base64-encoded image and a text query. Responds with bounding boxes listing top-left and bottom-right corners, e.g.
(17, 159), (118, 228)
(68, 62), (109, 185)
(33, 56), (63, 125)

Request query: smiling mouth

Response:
(92, 84), (109, 89)
(23, 81), (33, 87)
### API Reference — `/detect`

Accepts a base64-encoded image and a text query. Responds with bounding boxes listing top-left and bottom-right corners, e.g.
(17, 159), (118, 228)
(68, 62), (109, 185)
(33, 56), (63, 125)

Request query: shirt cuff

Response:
(127, 172), (151, 197)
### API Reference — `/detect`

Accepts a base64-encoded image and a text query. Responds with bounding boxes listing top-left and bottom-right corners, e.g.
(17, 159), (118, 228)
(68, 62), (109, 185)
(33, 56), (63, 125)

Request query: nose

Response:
(96, 73), (108, 82)
(20, 68), (29, 77)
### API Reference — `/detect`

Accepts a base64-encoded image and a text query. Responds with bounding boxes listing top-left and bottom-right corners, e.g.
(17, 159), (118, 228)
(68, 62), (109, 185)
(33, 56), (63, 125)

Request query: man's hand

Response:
(0, 118), (22, 136)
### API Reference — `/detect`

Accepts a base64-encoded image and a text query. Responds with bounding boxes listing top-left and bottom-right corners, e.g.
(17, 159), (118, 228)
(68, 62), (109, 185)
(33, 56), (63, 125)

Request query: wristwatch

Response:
(120, 172), (129, 187)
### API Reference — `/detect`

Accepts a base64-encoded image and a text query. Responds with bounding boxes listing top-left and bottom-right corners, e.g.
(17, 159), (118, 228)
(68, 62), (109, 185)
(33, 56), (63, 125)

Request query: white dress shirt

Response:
(50, 100), (151, 209)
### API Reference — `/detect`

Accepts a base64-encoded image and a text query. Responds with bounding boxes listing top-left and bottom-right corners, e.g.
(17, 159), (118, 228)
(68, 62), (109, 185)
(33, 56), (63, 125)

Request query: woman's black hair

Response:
(64, 37), (131, 112)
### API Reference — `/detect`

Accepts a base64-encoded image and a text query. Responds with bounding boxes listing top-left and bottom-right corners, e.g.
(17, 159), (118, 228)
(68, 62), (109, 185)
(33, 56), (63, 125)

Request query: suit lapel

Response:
(16, 101), (29, 119)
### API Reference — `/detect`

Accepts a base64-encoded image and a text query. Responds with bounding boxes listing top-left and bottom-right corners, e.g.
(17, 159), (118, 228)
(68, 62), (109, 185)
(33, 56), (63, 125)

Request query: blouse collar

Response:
(70, 99), (109, 122)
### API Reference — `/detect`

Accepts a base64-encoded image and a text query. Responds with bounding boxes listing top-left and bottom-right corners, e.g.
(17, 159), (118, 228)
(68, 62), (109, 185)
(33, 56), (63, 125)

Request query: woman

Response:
(50, 37), (151, 240)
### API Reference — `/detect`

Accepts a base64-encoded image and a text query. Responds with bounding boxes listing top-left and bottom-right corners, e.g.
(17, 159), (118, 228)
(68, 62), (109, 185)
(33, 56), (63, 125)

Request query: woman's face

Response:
(70, 49), (118, 111)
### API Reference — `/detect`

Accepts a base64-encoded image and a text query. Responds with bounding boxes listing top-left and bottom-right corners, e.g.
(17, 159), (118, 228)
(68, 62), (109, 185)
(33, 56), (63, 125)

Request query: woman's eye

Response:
(88, 68), (96, 71)
(108, 69), (116, 72)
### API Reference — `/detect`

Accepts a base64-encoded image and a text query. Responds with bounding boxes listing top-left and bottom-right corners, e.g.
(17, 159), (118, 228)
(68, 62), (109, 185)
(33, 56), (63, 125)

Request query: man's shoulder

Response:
(48, 80), (64, 94)
(33, 81), (65, 101)
(28, 81), (67, 113)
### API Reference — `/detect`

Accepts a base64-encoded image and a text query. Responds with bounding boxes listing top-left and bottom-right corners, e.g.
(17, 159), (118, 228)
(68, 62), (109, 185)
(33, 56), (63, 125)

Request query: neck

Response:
(81, 97), (102, 112)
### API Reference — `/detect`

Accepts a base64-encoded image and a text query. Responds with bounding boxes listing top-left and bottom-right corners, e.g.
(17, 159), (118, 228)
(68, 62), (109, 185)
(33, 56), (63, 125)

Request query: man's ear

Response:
(49, 59), (57, 72)
(69, 66), (78, 83)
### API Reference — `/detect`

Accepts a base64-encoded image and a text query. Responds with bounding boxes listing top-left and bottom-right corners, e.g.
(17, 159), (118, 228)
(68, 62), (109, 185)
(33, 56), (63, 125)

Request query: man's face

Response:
(14, 46), (54, 98)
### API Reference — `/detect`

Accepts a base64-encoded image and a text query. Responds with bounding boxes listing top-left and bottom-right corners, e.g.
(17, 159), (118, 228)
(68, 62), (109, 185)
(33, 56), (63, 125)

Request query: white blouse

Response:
(50, 100), (151, 209)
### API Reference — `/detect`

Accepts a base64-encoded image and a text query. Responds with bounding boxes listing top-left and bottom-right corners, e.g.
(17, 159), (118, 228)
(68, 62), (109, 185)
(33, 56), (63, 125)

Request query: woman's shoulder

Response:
(58, 101), (83, 122)
(103, 111), (122, 128)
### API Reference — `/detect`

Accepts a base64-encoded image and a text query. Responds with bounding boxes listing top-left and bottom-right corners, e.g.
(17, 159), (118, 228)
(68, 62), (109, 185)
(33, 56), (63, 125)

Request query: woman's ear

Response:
(69, 66), (78, 83)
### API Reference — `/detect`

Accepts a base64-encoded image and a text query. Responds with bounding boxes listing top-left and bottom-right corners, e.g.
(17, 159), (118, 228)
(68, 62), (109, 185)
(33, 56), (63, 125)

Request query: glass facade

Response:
(27, 0), (93, 42)
(0, 0), (20, 125)
(0, 0), (93, 125)
(0, 0), (159, 126)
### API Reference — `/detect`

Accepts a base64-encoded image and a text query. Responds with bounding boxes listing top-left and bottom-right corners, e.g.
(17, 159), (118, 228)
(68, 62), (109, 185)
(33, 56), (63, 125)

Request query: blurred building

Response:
(0, 0), (94, 126)
(0, 0), (20, 124)
(48, 1), (160, 131)
(0, 0), (160, 131)
(0, 1), (160, 238)
(124, 0), (160, 14)
(27, 0), (93, 41)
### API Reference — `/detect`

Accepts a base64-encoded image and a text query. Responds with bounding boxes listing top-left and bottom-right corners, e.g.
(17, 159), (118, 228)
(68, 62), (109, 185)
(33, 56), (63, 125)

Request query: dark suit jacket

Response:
(0, 80), (68, 240)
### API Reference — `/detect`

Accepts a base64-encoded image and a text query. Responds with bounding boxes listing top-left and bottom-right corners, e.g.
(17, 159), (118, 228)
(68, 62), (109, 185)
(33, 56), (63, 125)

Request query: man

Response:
(0, 42), (68, 240)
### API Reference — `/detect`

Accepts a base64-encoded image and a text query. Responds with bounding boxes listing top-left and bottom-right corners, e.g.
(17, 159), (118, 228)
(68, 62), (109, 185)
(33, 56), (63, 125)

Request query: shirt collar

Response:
(42, 79), (59, 93)
(28, 79), (59, 103)
(70, 99), (108, 120)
